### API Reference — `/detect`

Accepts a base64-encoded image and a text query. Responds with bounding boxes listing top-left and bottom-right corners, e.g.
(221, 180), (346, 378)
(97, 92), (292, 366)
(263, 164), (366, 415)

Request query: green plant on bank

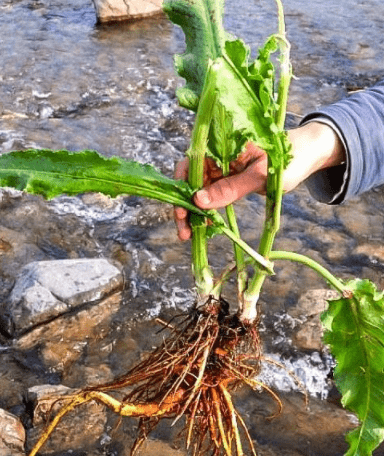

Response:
(1, 0), (384, 455)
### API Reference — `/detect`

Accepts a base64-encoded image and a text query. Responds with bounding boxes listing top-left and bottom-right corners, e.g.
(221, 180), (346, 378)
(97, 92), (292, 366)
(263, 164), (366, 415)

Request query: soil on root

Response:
(29, 298), (281, 456)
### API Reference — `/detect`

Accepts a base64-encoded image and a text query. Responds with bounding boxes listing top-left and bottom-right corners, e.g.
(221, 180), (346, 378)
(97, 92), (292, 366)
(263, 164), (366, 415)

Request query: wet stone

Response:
(354, 243), (384, 263)
(291, 289), (338, 351)
(92, 0), (163, 23)
(15, 292), (122, 374)
(1, 259), (123, 337)
(0, 408), (26, 456)
(237, 390), (356, 456)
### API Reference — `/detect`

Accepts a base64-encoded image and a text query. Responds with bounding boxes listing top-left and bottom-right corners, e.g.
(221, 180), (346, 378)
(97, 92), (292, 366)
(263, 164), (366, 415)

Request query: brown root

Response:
(29, 297), (283, 456)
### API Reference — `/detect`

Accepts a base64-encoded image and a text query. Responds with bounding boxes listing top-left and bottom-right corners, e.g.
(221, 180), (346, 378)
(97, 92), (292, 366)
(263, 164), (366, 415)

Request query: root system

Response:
(29, 298), (283, 456)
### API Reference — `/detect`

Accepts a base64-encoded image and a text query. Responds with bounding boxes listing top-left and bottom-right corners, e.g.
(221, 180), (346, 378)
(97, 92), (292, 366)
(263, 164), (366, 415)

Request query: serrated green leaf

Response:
(164, 0), (291, 169)
(0, 149), (204, 215)
(224, 36), (291, 169)
(206, 55), (277, 165)
(0, 149), (274, 273)
(163, 0), (226, 111)
(206, 96), (237, 170)
(321, 279), (384, 456)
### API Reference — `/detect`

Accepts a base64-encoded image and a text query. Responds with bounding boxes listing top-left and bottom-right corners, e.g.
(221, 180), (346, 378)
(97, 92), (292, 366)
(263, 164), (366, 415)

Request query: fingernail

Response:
(196, 189), (211, 206)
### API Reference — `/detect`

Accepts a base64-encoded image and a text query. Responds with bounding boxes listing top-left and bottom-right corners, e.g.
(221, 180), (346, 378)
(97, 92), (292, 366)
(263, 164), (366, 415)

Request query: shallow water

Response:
(1, 0), (384, 454)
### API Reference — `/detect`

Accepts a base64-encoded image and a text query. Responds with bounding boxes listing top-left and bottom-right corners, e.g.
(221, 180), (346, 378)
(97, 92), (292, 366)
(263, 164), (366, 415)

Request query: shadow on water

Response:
(1, 0), (384, 454)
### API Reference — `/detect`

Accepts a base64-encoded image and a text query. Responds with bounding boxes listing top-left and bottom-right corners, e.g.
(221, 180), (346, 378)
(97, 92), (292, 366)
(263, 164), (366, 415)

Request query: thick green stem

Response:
(240, 0), (291, 322)
(187, 63), (218, 300)
(190, 214), (215, 299)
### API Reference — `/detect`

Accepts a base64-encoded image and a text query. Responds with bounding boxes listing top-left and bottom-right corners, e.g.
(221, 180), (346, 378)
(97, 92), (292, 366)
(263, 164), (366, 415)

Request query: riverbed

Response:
(0, 0), (384, 455)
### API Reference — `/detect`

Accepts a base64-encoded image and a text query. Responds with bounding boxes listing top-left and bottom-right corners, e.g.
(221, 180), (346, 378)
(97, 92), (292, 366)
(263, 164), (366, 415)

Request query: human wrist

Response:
(283, 122), (346, 191)
(290, 121), (345, 171)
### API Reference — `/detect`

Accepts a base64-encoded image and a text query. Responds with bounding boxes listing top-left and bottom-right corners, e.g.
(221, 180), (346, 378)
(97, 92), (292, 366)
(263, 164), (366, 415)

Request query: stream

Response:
(0, 0), (384, 455)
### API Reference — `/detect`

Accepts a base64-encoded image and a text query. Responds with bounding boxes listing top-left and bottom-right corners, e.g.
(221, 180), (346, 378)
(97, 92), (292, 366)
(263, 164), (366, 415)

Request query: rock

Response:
(26, 384), (107, 454)
(355, 243), (384, 262)
(336, 202), (384, 239)
(290, 289), (338, 319)
(92, 0), (163, 23)
(291, 289), (339, 351)
(242, 391), (356, 456)
(0, 408), (26, 456)
(15, 292), (122, 372)
(1, 258), (123, 336)
(292, 319), (325, 351)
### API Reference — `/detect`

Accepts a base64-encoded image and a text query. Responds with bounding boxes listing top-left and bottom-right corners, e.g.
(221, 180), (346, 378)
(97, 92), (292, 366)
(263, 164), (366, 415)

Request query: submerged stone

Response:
(15, 292), (122, 372)
(92, 0), (163, 23)
(26, 385), (106, 454)
(291, 289), (338, 351)
(1, 258), (123, 337)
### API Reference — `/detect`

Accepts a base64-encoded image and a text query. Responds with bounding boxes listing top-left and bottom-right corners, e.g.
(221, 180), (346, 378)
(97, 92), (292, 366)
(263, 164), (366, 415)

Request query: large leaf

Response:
(206, 54), (277, 165)
(0, 149), (204, 215)
(164, 0), (291, 168)
(321, 279), (384, 455)
(219, 37), (292, 169)
(162, 0), (226, 110)
(0, 149), (274, 273)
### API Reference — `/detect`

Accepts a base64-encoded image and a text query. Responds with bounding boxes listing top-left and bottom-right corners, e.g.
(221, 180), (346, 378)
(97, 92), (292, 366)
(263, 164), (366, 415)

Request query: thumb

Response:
(194, 160), (267, 209)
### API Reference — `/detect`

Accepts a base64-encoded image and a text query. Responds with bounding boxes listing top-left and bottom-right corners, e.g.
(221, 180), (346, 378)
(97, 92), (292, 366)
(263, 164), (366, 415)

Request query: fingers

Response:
(174, 157), (189, 181)
(194, 152), (268, 209)
(174, 206), (191, 240)
(173, 144), (268, 239)
(174, 158), (192, 240)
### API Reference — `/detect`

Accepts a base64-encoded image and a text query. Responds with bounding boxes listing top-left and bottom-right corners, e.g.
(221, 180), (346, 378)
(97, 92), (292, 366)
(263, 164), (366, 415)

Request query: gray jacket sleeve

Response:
(301, 79), (384, 204)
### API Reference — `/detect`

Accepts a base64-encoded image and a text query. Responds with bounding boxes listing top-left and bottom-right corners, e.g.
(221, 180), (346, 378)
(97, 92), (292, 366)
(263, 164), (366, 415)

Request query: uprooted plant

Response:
(0, 0), (384, 455)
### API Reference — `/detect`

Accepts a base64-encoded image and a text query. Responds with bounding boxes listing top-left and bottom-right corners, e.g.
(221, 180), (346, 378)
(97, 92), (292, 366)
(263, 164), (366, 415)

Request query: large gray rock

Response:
(1, 259), (123, 336)
(0, 408), (25, 456)
(15, 292), (122, 372)
(92, 0), (163, 23)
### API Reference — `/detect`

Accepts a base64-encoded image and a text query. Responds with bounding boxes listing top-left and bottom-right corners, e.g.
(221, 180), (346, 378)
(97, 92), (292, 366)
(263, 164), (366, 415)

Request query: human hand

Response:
(174, 122), (345, 240)
(174, 142), (268, 240)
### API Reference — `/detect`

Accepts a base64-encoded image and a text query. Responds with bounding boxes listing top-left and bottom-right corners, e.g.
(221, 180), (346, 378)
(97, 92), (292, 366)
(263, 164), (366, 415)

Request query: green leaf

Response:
(164, 0), (291, 169)
(0, 149), (273, 273)
(223, 36), (292, 169)
(321, 279), (384, 456)
(0, 149), (203, 215)
(207, 101), (236, 174)
(206, 55), (275, 165)
(163, 0), (226, 111)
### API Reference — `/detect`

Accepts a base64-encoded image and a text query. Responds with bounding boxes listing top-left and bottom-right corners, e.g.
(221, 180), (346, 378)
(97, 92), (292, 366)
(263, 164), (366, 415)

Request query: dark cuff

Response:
(300, 116), (349, 204)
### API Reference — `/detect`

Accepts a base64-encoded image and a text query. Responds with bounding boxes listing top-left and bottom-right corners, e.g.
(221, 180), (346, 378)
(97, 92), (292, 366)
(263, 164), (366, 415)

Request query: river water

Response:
(0, 0), (384, 455)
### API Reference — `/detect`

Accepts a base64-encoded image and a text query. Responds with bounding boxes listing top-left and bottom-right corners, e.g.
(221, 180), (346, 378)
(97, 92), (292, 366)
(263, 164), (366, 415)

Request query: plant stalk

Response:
(269, 251), (346, 294)
(225, 204), (247, 305)
(221, 148), (248, 306)
(187, 62), (218, 300)
(240, 0), (291, 322)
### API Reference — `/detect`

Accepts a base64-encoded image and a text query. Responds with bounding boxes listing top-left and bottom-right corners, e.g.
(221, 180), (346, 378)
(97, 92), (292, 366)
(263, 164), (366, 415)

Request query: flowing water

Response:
(1, 0), (384, 454)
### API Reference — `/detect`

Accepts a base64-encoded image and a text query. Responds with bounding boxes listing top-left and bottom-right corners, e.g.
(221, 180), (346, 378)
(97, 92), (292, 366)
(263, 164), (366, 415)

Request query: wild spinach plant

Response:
(1, 0), (384, 455)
